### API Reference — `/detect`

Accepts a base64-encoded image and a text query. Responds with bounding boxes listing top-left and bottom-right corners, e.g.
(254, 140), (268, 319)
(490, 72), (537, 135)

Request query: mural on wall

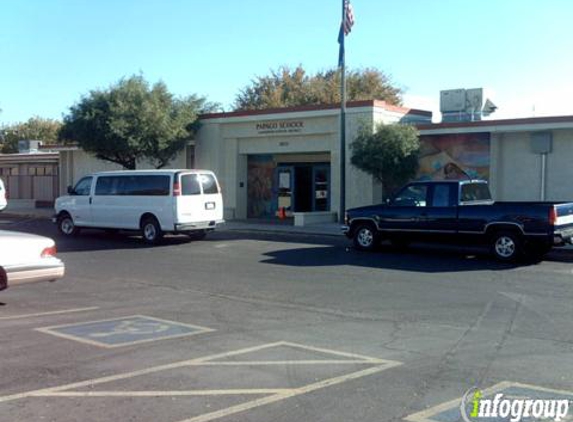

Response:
(247, 155), (276, 218)
(417, 133), (490, 181)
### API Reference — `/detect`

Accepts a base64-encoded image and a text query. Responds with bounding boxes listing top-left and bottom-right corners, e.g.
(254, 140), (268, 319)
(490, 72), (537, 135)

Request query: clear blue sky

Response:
(1, 0), (573, 124)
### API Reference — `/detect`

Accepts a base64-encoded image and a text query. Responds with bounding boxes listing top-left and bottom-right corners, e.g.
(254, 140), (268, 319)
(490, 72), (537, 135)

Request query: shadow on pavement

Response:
(5, 216), (573, 267)
(259, 242), (572, 273)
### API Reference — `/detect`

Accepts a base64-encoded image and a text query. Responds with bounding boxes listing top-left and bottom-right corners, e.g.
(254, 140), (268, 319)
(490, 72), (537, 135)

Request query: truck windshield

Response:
(460, 183), (491, 202)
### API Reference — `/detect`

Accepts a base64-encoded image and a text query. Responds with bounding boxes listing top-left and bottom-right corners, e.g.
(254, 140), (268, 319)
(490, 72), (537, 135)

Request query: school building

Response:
(7, 100), (573, 224)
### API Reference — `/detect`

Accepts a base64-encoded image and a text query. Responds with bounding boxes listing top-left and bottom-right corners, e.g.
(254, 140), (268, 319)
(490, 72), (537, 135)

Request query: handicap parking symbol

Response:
(88, 319), (171, 338)
(36, 315), (214, 348)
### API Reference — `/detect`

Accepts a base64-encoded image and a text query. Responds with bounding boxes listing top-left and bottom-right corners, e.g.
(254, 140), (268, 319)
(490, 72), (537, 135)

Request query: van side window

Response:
(127, 176), (170, 196)
(74, 177), (93, 196)
(181, 174), (201, 195)
(95, 176), (170, 196)
(200, 174), (219, 194)
(95, 176), (114, 195)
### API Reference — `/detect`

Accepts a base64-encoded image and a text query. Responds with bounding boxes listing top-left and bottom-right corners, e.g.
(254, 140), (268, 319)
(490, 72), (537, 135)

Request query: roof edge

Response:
(200, 100), (432, 120)
(417, 115), (573, 130)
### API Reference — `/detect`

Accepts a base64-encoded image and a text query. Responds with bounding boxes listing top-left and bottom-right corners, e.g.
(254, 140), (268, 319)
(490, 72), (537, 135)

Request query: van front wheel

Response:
(57, 213), (80, 237)
(141, 217), (163, 244)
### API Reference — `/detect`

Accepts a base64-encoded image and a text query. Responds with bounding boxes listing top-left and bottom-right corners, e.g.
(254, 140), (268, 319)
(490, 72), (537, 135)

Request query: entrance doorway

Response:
(246, 154), (331, 219)
(276, 163), (330, 215)
(294, 166), (312, 212)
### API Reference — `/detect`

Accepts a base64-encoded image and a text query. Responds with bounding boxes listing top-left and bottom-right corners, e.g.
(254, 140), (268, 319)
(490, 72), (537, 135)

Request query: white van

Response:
(0, 178), (7, 211)
(54, 169), (224, 243)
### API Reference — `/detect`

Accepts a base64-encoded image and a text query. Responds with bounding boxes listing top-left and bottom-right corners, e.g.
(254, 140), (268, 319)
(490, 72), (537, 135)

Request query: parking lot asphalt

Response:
(1, 216), (573, 422)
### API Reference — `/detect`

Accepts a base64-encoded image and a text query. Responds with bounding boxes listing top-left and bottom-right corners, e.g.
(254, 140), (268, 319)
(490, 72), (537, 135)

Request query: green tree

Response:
(0, 117), (62, 153)
(234, 66), (402, 110)
(351, 123), (420, 198)
(59, 75), (218, 169)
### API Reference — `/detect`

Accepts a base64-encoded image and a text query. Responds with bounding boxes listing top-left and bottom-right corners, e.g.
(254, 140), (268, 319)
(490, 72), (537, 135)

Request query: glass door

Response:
(312, 165), (330, 211)
(276, 166), (294, 216)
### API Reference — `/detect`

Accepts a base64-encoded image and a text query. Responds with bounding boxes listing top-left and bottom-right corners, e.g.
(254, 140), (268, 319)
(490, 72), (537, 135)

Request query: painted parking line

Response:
(0, 341), (402, 422)
(405, 381), (573, 422)
(0, 307), (100, 321)
(35, 315), (214, 348)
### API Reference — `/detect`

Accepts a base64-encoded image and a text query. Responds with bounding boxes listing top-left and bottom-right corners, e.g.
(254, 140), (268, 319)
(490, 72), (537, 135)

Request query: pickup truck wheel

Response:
(57, 214), (80, 236)
(491, 231), (522, 262)
(141, 217), (163, 244)
(353, 223), (379, 251)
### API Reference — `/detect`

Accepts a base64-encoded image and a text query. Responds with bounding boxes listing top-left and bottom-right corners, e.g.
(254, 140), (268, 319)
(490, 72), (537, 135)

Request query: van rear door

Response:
(175, 172), (223, 225)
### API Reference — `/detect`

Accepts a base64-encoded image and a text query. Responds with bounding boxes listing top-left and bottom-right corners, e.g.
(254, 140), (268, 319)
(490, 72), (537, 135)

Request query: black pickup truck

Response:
(342, 180), (573, 261)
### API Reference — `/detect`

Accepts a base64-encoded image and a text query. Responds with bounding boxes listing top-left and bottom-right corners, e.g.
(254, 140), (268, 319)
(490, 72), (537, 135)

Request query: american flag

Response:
(338, 0), (355, 67)
(342, 0), (355, 36)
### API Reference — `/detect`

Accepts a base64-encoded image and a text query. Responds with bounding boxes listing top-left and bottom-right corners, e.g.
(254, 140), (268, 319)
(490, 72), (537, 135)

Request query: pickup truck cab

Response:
(342, 180), (573, 261)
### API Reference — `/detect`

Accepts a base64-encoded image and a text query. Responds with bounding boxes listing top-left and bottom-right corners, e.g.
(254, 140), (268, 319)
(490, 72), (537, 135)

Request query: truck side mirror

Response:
(67, 185), (75, 195)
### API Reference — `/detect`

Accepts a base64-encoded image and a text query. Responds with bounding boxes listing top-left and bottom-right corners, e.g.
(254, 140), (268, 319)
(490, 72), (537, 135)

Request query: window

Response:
(431, 184), (453, 207)
(461, 183), (491, 202)
(126, 176), (170, 196)
(95, 175), (170, 196)
(95, 176), (115, 195)
(199, 174), (219, 194)
(181, 174), (201, 195)
(392, 184), (428, 207)
(73, 177), (93, 196)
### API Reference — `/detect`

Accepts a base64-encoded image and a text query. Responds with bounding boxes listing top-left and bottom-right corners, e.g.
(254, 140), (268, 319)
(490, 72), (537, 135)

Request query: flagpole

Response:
(339, 0), (347, 224)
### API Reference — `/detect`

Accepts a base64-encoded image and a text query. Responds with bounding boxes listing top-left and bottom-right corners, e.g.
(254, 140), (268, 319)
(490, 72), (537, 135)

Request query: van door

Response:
(198, 173), (223, 221)
(175, 172), (223, 225)
(91, 175), (119, 228)
(70, 176), (94, 226)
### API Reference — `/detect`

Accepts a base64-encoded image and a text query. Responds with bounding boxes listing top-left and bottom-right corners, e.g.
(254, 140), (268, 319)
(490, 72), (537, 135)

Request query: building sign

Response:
(256, 120), (304, 135)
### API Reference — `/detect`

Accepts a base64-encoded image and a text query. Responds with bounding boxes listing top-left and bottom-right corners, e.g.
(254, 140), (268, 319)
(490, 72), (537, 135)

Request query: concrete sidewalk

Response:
(222, 220), (342, 236)
(2, 204), (54, 219)
(1, 206), (342, 237)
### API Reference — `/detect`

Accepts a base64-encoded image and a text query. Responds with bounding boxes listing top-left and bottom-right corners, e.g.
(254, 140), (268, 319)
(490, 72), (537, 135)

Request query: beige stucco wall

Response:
(545, 129), (573, 200)
(59, 149), (188, 195)
(493, 132), (541, 200)
(493, 129), (573, 201)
